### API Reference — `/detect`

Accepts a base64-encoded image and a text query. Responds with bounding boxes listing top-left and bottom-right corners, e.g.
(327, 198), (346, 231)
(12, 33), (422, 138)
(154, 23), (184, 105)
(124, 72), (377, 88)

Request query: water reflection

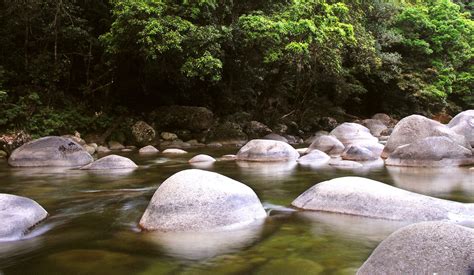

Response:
(144, 220), (265, 261)
(388, 166), (474, 196)
(236, 161), (297, 182)
(298, 211), (411, 243)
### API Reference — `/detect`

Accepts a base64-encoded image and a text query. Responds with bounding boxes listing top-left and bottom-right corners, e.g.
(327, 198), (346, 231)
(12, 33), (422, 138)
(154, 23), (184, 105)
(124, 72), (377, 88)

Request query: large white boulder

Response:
(236, 139), (299, 162)
(329, 123), (378, 146)
(8, 136), (93, 167)
(386, 136), (474, 167)
(0, 194), (48, 241)
(358, 222), (474, 274)
(448, 110), (474, 147)
(382, 115), (470, 158)
(291, 177), (474, 222)
(139, 169), (267, 231)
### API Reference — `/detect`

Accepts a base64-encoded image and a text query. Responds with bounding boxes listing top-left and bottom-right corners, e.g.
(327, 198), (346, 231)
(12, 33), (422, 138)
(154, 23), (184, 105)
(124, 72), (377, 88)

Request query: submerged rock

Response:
(386, 136), (474, 167)
(188, 154), (216, 163)
(138, 145), (159, 154)
(8, 136), (93, 167)
(291, 177), (474, 222)
(306, 135), (344, 156)
(81, 155), (138, 170)
(448, 109), (474, 147)
(357, 222), (474, 274)
(139, 169), (266, 231)
(236, 139), (299, 162)
(382, 114), (470, 158)
(0, 194), (48, 241)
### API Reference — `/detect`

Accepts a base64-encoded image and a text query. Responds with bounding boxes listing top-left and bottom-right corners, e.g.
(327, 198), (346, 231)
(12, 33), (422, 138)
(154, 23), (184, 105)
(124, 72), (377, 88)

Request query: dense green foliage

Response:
(0, 0), (472, 136)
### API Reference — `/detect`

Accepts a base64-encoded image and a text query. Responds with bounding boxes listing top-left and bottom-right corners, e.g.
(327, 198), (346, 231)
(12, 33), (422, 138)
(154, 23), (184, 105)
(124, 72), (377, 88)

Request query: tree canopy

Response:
(0, 0), (472, 136)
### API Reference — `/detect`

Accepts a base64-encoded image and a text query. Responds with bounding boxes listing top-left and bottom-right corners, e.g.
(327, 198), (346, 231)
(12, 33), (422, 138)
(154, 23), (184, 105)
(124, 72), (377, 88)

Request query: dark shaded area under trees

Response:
(0, 0), (472, 138)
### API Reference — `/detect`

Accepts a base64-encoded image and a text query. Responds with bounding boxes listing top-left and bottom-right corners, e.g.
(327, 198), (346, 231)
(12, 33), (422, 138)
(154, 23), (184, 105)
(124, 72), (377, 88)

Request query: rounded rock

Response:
(139, 169), (267, 231)
(291, 177), (474, 222)
(357, 222), (474, 274)
(0, 194), (48, 241)
(188, 154), (216, 163)
(447, 109), (474, 147)
(138, 145), (159, 154)
(330, 123), (378, 146)
(81, 155), (138, 170)
(306, 135), (345, 156)
(386, 136), (474, 167)
(236, 139), (299, 162)
(8, 136), (93, 167)
(342, 144), (379, 161)
(297, 150), (330, 166)
(382, 115), (470, 158)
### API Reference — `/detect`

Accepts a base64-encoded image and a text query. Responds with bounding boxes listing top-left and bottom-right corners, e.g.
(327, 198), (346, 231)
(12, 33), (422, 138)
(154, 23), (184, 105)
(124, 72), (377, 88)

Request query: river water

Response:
(0, 147), (472, 274)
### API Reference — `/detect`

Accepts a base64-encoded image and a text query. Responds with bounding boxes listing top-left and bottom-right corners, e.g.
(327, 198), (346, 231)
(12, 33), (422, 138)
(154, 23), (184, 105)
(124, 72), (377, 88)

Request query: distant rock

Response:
(96, 146), (111, 154)
(358, 222), (474, 274)
(139, 169), (266, 231)
(131, 121), (156, 146)
(81, 155), (138, 170)
(382, 115), (470, 158)
(108, 141), (125, 150)
(297, 150), (330, 166)
(304, 131), (329, 145)
(362, 119), (388, 137)
(236, 139), (299, 162)
(371, 113), (392, 126)
(448, 109), (474, 147)
(161, 132), (178, 141)
(8, 136), (93, 167)
(244, 121), (272, 139)
(188, 154), (216, 163)
(82, 144), (96, 155)
(0, 194), (48, 241)
(138, 145), (159, 154)
(292, 177), (474, 222)
(206, 121), (248, 143)
(386, 136), (474, 167)
(162, 148), (188, 154)
(151, 105), (214, 132)
(306, 135), (344, 156)
(262, 133), (289, 143)
(330, 123), (378, 146)
(0, 130), (31, 155)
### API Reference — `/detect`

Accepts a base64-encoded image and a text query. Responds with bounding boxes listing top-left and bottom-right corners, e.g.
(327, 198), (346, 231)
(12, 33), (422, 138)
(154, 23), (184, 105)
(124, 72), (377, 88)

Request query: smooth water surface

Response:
(0, 147), (473, 275)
